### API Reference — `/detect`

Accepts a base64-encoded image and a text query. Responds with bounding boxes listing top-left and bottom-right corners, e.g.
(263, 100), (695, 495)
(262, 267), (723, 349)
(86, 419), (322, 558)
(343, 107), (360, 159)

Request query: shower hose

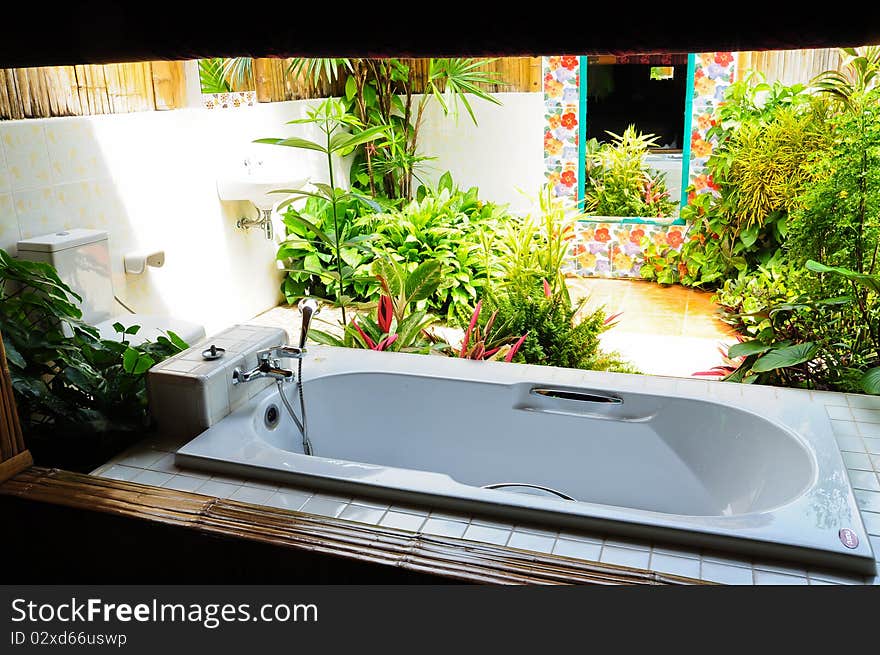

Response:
(276, 357), (313, 456)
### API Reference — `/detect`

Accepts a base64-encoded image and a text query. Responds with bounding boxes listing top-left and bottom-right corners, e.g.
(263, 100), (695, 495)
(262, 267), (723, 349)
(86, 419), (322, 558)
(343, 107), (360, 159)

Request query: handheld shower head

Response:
(298, 298), (320, 349)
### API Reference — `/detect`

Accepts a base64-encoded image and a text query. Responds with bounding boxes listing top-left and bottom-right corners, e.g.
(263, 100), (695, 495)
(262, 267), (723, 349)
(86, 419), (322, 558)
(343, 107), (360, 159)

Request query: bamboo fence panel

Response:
(249, 56), (542, 103)
(1, 57), (539, 118)
(0, 61), (185, 119)
(0, 331), (32, 483)
(736, 48), (846, 86)
(1, 467), (709, 585)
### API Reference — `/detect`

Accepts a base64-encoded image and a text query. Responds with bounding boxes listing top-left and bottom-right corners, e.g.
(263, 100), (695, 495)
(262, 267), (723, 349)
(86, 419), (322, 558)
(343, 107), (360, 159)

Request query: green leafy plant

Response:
(275, 195), (381, 305)
(641, 75), (831, 288)
(0, 250), (186, 467)
(487, 187), (579, 304)
(198, 58), (232, 94)
(258, 98), (388, 323)
(583, 126), (677, 218)
(713, 260), (800, 334)
(198, 57), (255, 94)
(367, 172), (510, 321)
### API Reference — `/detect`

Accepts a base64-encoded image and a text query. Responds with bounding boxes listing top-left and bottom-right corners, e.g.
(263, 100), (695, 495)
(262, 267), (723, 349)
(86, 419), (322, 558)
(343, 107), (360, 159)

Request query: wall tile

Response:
(0, 193), (18, 253)
(1, 121), (51, 190)
(44, 119), (107, 183)
(14, 186), (64, 237)
(0, 143), (9, 193)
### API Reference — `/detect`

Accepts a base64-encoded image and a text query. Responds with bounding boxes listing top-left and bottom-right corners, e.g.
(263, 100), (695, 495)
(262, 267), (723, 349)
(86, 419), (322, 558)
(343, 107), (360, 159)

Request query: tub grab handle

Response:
(481, 482), (575, 501)
(530, 387), (623, 404)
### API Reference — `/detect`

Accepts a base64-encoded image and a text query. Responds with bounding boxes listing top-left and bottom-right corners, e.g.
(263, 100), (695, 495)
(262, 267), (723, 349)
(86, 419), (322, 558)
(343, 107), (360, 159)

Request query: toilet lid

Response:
(95, 315), (206, 348)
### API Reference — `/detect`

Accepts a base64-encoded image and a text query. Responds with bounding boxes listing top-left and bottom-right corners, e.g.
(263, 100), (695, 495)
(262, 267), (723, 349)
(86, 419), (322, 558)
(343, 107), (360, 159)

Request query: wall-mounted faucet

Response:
(231, 298), (320, 386)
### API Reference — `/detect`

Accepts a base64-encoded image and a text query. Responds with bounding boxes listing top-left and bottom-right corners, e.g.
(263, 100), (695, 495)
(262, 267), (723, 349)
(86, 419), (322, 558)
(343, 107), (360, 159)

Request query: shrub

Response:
(0, 250), (186, 468)
(641, 75), (832, 289)
(366, 172), (510, 322)
(480, 282), (636, 373)
(584, 126), (677, 218)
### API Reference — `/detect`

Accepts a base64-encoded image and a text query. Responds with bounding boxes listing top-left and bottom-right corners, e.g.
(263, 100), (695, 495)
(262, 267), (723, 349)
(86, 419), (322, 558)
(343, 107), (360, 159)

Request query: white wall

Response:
(0, 91), (542, 335)
(418, 92), (544, 212)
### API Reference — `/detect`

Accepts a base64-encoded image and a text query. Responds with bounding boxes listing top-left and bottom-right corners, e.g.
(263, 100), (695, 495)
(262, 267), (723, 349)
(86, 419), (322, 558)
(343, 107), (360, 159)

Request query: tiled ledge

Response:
(92, 384), (880, 586)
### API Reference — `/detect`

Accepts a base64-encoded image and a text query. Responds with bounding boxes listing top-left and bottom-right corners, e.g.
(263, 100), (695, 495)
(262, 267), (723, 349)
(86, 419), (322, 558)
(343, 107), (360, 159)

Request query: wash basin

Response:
(217, 164), (310, 210)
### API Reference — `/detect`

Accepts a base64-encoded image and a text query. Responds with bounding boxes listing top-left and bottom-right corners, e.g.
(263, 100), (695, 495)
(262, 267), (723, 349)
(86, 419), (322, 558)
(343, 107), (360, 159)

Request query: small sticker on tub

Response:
(839, 528), (859, 549)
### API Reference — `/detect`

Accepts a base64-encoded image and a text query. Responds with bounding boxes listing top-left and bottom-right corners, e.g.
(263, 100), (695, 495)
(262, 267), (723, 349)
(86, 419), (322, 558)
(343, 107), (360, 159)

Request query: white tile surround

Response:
(147, 324), (287, 437)
(94, 371), (880, 585)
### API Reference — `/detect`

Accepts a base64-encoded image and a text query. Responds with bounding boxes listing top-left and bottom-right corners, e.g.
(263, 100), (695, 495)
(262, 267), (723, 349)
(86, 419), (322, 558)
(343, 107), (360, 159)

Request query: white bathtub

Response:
(176, 346), (875, 574)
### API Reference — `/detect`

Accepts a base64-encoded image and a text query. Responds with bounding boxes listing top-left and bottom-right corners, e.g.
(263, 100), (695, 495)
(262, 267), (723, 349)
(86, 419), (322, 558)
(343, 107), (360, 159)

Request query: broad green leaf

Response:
(124, 325), (141, 335)
(727, 340), (773, 358)
(328, 125), (388, 154)
(133, 354), (155, 375)
(166, 331), (189, 350)
(2, 339), (26, 368)
(112, 321), (125, 334)
(307, 329), (345, 347)
(340, 248), (361, 268)
(806, 260), (880, 293)
(739, 224), (759, 248)
(303, 253), (323, 274)
(286, 214), (335, 247)
(751, 342), (818, 373)
(254, 137), (327, 153)
(861, 368), (880, 395)
(405, 259), (442, 303)
(122, 347), (139, 373)
(344, 76), (357, 101)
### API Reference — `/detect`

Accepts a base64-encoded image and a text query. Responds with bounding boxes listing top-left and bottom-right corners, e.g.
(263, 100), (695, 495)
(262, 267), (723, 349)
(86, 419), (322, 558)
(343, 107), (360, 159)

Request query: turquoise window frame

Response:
(577, 53), (695, 227)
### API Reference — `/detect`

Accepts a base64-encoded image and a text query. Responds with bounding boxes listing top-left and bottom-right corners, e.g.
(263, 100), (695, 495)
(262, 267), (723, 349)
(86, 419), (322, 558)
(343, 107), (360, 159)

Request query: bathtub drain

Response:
(264, 404), (280, 429)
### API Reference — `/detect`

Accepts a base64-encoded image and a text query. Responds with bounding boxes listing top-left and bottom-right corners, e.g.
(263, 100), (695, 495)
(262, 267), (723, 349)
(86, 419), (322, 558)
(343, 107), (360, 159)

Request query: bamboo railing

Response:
(1, 468), (708, 585)
(0, 331), (32, 483)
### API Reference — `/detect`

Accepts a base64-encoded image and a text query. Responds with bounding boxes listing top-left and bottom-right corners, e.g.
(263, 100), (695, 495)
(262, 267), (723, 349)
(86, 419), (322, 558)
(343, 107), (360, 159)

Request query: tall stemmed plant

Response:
(257, 98), (387, 323)
(286, 57), (503, 201)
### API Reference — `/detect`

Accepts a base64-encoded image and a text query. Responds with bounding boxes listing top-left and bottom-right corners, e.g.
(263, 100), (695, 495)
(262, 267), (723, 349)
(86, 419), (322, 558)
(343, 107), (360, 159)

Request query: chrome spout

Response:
(298, 298), (320, 349)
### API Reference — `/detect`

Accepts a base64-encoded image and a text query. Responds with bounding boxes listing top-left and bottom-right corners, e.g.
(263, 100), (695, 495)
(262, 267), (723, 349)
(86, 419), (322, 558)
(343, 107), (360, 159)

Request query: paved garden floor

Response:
(250, 277), (740, 378)
(567, 277), (739, 377)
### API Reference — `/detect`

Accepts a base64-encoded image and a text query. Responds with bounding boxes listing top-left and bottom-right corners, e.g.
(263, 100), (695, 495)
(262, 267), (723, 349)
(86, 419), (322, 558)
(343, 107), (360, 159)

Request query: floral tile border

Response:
(685, 52), (735, 204)
(542, 56), (580, 200)
(201, 91), (257, 110)
(565, 221), (687, 278)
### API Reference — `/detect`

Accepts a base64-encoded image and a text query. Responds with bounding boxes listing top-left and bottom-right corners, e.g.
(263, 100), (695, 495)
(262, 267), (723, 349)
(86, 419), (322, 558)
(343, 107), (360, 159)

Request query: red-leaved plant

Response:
(456, 299), (528, 362)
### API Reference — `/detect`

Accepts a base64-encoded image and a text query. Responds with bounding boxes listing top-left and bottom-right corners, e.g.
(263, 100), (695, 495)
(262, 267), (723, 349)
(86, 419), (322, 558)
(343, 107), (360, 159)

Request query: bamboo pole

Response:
(150, 61), (185, 110)
(0, 330), (32, 483)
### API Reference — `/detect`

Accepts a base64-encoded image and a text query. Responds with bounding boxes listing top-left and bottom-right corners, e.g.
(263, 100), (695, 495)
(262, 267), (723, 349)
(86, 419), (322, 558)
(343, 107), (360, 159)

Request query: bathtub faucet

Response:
(231, 299), (319, 386)
(231, 349), (297, 385)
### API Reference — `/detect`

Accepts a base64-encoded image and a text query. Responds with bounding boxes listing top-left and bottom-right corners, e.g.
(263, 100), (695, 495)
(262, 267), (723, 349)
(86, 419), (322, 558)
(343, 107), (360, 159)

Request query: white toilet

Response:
(17, 229), (205, 347)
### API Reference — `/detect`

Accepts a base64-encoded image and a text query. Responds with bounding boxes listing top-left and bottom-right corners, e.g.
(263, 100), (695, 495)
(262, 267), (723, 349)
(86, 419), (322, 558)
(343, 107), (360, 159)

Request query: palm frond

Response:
(198, 58), (231, 94)
(286, 58), (354, 86)
(427, 58), (503, 124)
(220, 57), (254, 92)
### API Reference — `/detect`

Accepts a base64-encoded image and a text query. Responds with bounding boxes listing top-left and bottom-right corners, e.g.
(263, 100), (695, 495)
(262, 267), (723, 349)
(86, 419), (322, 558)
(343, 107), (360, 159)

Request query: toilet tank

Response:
(17, 229), (116, 325)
